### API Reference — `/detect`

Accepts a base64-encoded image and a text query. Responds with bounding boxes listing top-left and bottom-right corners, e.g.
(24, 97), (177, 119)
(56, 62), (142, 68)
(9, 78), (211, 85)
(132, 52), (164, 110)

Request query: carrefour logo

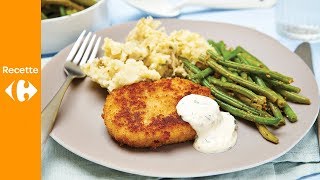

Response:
(5, 80), (37, 102)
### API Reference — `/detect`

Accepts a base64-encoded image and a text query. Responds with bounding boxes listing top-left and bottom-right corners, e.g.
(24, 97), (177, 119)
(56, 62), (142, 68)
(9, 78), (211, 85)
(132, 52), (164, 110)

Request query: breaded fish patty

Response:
(103, 78), (212, 148)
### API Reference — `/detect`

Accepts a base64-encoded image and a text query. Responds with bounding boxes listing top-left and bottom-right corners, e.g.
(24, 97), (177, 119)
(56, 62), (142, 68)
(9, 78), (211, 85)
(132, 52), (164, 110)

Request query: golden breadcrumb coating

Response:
(103, 78), (212, 148)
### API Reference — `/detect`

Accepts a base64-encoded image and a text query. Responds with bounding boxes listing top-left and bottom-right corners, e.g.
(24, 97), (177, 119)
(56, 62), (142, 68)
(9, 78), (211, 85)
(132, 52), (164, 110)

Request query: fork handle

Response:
(41, 75), (75, 152)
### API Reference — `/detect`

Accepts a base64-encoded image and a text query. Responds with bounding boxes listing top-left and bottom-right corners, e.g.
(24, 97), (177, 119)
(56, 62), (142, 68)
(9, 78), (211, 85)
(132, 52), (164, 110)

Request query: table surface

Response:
(42, 0), (320, 179)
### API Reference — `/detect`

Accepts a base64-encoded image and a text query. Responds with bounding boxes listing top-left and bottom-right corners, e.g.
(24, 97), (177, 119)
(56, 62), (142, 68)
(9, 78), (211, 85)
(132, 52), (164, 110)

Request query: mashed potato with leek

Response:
(81, 57), (161, 91)
(82, 17), (214, 92)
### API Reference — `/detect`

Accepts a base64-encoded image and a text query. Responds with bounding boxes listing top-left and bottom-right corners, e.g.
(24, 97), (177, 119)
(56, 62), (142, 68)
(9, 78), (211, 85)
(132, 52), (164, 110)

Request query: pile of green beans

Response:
(41, 0), (96, 19)
(181, 40), (311, 144)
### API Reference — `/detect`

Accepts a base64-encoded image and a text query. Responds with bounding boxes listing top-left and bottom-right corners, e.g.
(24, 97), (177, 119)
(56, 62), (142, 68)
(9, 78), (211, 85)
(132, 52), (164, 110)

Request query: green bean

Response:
(282, 103), (298, 122)
(185, 59), (279, 132)
(272, 91), (297, 122)
(208, 41), (231, 59)
(235, 93), (263, 110)
(228, 68), (242, 73)
(238, 46), (268, 69)
(231, 71), (239, 76)
(235, 93), (251, 104)
(235, 54), (289, 109)
(276, 89), (311, 104)
(210, 50), (293, 85)
(247, 76), (253, 82)
(59, 6), (66, 16)
(66, 8), (78, 15)
(204, 56), (280, 103)
(202, 80), (253, 112)
(208, 40), (222, 56)
(226, 76), (234, 83)
(221, 76), (227, 82)
(204, 79), (266, 116)
(71, 0), (96, 7)
(265, 79), (301, 93)
(266, 91), (297, 122)
(239, 53), (287, 108)
(237, 53), (266, 69)
(183, 59), (270, 117)
(42, 0), (85, 11)
(256, 123), (279, 144)
(234, 57), (242, 63)
(42, 0), (97, 19)
(216, 41), (230, 58)
(249, 79), (281, 142)
(236, 46), (300, 122)
(183, 58), (204, 74)
(207, 76), (266, 105)
(238, 47), (290, 129)
(205, 48), (224, 61)
(238, 72), (246, 80)
(41, 12), (48, 19)
(215, 99), (280, 125)
(268, 102), (285, 126)
(234, 58), (250, 80)
(252, 76), (286, 125)
(251, 76), (286, 108)
(243, 60), (281, 141)
(190, 67), (214, 80)
(215, 59), (293, 83)
(225, 47), (242, 61)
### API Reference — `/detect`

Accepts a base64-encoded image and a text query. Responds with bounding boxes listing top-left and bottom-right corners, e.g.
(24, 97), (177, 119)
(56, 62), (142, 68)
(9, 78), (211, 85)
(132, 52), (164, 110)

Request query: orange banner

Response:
(0, 1), (40, 179)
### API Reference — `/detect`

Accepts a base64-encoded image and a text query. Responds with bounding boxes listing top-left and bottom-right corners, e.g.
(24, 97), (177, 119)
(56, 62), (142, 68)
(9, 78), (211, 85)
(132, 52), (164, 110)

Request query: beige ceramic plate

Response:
(42, 19), (320, 178)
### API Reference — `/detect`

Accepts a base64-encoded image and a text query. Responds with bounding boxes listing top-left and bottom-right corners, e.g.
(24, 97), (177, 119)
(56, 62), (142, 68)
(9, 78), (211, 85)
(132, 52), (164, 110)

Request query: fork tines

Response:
(66, 30), (101, 66)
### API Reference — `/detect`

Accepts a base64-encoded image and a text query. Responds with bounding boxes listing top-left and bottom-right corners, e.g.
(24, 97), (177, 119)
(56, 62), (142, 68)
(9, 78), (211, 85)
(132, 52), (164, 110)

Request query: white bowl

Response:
(41, 0), (110, 55)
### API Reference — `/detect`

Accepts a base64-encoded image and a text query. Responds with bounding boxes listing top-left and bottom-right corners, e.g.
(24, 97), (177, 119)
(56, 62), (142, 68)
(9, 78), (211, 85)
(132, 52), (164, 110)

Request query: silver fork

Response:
(41, 30), (101, 151)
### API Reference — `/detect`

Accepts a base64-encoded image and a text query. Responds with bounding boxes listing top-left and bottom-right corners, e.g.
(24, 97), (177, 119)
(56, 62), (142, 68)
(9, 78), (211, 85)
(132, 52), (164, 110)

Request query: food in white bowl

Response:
(41, 0), (109, 54)
(41, 0), (97, 19)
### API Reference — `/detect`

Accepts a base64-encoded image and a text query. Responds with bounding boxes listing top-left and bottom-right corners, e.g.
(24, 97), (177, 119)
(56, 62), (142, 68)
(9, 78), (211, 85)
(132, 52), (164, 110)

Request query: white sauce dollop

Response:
(176, 94), (238, 153)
